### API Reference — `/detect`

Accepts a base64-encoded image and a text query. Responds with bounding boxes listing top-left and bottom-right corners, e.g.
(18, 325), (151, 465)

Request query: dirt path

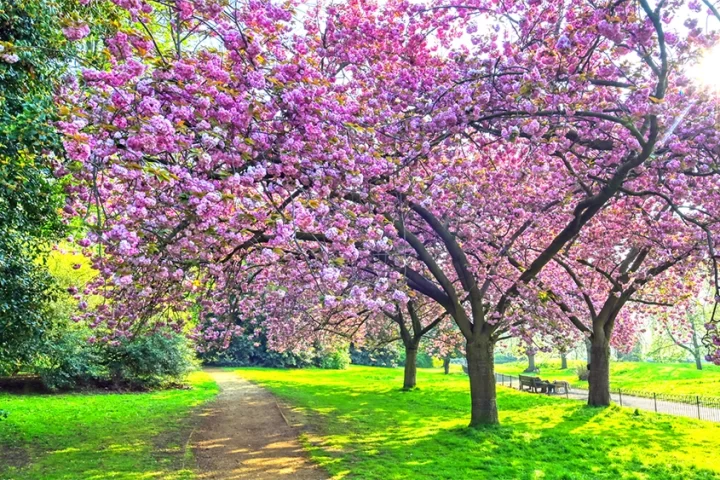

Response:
(191, 369), (328, 480)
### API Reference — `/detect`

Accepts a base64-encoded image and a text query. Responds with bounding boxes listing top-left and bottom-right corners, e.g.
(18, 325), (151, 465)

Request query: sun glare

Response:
(690, 45), (720, 90)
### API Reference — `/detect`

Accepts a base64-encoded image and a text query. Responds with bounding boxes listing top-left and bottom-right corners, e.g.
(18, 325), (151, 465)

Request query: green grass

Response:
(0, 371), (218, 480)
(235, 366), (720, 480)
(495, 361), (720, 396)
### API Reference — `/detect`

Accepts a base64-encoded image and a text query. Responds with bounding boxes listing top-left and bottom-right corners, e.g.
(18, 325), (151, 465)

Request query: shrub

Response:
(103, 333), (196, 389)
(577, 365), (590, 381)
(35, 330), (195, 391)
(198, 331), (316, 368)
(350, 344), (401, 367)
(494, 354), (518, 364)
(416, 351), (434, 368)
(399, 349), (434, 368)
(36, 329), (103, 391)
(317, 348), (350, 370)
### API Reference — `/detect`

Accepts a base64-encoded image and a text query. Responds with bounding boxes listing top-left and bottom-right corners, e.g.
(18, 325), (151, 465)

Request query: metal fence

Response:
(494, 373), (720, 423)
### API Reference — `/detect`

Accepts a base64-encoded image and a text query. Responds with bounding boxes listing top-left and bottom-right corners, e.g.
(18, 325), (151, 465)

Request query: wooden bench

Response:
(464, 369), (570, 396)
(518, 375), (569, 394)
(519, 375), (550, 393)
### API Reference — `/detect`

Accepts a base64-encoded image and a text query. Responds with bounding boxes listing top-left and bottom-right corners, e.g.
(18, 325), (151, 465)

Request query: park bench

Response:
(519, 375), (549, 393)
(462, 368), (570, 396)
(518, 375), (569, 395)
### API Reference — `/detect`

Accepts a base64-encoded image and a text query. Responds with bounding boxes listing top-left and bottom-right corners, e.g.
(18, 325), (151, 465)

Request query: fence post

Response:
(510, 377), (513, 389)
(654, 393), (658, 413)
(619, 389), (623, 407)
(697, 396), (701, 420)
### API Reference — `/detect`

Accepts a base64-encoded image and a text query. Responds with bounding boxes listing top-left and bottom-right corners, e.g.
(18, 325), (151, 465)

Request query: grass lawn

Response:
(236, 366), (720, 480)
(494, 361), (720, 396)
(0, 371), (218, 480)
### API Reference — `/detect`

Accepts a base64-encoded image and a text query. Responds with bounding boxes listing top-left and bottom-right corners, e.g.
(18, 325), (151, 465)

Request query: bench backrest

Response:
(518, 375), (539, 386)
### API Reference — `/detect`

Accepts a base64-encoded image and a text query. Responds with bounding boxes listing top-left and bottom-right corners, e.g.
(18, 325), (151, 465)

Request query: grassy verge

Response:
(0, 371), (218, 480)
(235, 366), (720, 480)
(495, 361), (720, 396)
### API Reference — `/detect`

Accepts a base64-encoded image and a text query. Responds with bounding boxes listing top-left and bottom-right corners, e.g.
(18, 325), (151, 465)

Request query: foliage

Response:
(0, 0), (112, 372)
(34, 328), (196, 391)
(398, 348), (434, 369)
(0, 244), (56, 375)
(35, 328), (103, 391)
(198, 330), (317, 368)
(493, 353), (518, 364)
(198, 328), (349, 370)
(648, 332), (691, 363)
(102, 333), (196, 389)
(349, 344), (401, 368)
(235, 366), (720, 480)
(0, 0), (66, 370)
(317, 348), (350, 370)
(615, 342), (644, 362)
(577, 365), (590, 381)
(0, 371), (218, 479)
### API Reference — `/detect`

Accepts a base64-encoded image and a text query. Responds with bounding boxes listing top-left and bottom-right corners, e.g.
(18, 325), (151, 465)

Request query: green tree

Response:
(0, 0), (111, 372)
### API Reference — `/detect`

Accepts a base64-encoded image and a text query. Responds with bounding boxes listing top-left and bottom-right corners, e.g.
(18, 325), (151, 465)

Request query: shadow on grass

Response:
(236, 367), (720, 480)
(0, 373), (217, 480)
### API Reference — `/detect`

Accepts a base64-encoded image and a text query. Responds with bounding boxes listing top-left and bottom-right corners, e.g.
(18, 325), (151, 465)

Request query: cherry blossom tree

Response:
(382, 300), (448, 389)
(59, 0), (720, 427)
(407, 0), (720, 413)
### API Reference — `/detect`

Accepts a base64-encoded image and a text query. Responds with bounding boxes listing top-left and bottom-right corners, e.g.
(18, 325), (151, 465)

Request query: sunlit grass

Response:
(495, 360), (720, 396)
(0, 371), (218, 480)
(235, 366), (720, 480)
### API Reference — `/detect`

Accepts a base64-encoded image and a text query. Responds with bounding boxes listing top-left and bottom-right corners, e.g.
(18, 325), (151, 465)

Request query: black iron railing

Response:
(494, 372), (720, 423)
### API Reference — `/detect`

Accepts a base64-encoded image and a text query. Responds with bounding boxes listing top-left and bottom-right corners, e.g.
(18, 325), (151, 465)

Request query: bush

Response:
(494, 354), (518, 364)
(398, 348), (434, 368)
(35, 330), (195, 391)
(317, 348), (350, 370)
(198, 331), (316, 368)
(416, 351), (434, 368)
(577, 365), (590, 381)
(103, 333), (196, 389)
(350, 344), (401, 367)
(36, 329), (103, 391)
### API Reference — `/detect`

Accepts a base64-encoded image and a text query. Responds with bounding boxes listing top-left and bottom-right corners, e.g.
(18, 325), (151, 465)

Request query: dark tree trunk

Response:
(695, 353), (703, 371)
(443, 356), (451, 374)
(466, 336), (499, 426)
(403, 347), (418, 390)
(588, 334), (611, 406)
(560, 353), (568, 370)
(524, 353), (536, 372)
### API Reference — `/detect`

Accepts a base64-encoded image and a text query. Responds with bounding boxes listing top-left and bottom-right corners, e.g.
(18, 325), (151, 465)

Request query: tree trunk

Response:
(588, 334), (611, 406)
(443, 356), (451, 374)
(560, 353), (568, 370)
(584, 337), (592, 365)
(694, 353), (703, 371)
(466, 336), (499, 426)
(403, 347), (418, 390)
(524, 352), (536, 373)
